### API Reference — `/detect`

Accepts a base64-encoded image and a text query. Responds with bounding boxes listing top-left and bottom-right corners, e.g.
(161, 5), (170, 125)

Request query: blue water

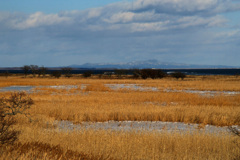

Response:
(0, 86), (35, 92)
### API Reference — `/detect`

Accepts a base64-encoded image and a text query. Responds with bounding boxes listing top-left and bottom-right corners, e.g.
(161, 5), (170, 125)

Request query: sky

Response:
(0, 0), (240, 67)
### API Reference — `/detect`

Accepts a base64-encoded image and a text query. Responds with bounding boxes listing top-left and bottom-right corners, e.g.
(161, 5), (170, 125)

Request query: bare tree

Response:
(171, 72), (186, 80)
(38, 66), (48, 78)
(22, 65), (30, 78)
(51, 71), (62, 78)
(115, 69), (127, 78)
(0, 92), (33, 146)
(30, 65), (39, 77)
(133, 69), (166, 79)
(4, 71), (9, 78)
(83, 71), (92, 78)
(61, 67), (72, 78)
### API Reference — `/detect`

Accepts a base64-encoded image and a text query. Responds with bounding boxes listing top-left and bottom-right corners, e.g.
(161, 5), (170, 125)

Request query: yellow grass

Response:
(1, 124), (240, 160)
(0, 76), (240, 159)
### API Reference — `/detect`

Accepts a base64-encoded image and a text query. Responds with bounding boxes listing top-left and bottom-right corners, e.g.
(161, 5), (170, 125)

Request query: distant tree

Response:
(235, 72), (239, 78)
(22, 65), (30, 78)
(139, 69), (150, 79)
(138, 69), (166, 79)
(103, 72), (114, 78)
(156, 69), (166, 79)
(4, 71), (9, 78)
(29, 65), (39, 77)
(115, 69), (127, 78)
(61, 67), (72, 78)
(51, 71), (61, 79)
(132, 69), (141, 79)
(38, 66), (47, 78)
(171, 72), (186, 80)
(83, 71), (92, 78)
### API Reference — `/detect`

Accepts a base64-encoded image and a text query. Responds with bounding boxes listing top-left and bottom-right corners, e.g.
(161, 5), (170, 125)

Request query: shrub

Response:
(38, 66), (48, 78)
(61, 67), (72, 78)
(139, 69), (166, 79)
(30, 65), (39, 77)
(171, 72), (186, 80)
(51, 71), (62, 78)
(0, 92), (33, 146)
(22, 65), (30, 78)
(83, 71), (92, 78)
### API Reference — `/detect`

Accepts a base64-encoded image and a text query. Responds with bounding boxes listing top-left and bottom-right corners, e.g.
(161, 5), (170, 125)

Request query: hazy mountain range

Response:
(68, 60), (238, 69)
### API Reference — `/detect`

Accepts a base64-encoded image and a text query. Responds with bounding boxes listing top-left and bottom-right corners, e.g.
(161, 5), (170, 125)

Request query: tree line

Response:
(21, 65), (73, 78)
(20, 65), (186, 80)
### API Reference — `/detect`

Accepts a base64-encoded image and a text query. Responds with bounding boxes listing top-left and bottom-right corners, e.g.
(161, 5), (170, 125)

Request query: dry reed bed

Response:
(0, 75), (240, 91)
(1, 76), (240, 159)
(1, 77), (239, 126)
(1, 124), (239, 160)
(28, 91), (240, 126)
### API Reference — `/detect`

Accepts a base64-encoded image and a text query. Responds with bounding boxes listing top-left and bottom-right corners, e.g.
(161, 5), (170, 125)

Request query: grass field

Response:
(0, 75), (240, 159)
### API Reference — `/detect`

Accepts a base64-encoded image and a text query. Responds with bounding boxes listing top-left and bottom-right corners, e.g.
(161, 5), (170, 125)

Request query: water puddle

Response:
(46, 85), (79, 90)
(1, 85), (239, 96)
(0, 85), (79, 93)
(105, 84), (159, 91)
(164, 89), (240, 96)
(54, 120), (240, 135)
(0, 86), (35, 92)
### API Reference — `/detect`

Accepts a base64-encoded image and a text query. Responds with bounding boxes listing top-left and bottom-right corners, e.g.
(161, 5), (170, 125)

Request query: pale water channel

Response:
(1, 84), (240, 96)
(54, 120), (240, 135)
(0, 85), (79, 93)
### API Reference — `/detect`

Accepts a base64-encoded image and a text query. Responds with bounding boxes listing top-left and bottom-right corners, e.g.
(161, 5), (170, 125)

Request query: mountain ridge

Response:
(68, 60), (238, 69)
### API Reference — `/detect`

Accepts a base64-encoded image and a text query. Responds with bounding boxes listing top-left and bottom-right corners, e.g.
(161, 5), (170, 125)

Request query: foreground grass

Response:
(1, 124), (240, 160)
(0, 76), (240, 159)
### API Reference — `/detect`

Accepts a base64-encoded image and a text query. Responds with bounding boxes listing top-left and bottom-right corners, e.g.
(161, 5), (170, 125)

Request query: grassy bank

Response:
(0, 75), (240, 159)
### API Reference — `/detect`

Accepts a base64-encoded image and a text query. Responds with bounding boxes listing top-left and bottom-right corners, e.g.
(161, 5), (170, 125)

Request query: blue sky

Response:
(0, 0), (125, 13)
(0, 0), (240, 67)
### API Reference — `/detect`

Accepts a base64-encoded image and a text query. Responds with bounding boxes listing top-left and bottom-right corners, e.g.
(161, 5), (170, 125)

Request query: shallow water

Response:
(0, 85), (79, 92)
(0, 86), (35, 92)
(1, 84), (239, 96)
(164, 88), (240, 96)
(54, 120), (240, 135)
(105, 84), (159, 91)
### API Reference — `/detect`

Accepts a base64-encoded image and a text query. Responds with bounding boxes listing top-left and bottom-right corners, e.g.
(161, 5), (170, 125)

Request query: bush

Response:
(51, 71), (62, 78)
(22, 65), (30, 78)
(83, 71), (92, 78)
(0, 92), (33, 146)
(134, 69), (166, 79)
(61, 67), (72, 78)
(171, 72), (186, 80)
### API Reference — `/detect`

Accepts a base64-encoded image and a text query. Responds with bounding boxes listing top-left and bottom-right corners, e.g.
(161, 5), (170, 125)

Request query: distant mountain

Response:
(68, 60), (238, 69)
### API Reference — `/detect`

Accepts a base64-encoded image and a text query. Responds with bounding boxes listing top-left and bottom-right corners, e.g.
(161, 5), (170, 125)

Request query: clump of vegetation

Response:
(133, 69), (166, 79)
(22, 65), (31, 78)
(171, 72), (186, 80)
(0, 92), (33, 146)
(51, 71), (62, 78)
(61, 67), (72, 78)
(83, 71), (92, 78)
(38, 66), (48, 78)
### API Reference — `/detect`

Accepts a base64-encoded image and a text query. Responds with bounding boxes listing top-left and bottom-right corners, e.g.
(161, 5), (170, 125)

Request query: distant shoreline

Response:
(0, 68), (239, 75)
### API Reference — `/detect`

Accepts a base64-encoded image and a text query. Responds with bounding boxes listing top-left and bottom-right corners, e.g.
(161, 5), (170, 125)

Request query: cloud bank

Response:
(0, 0), (240, 67)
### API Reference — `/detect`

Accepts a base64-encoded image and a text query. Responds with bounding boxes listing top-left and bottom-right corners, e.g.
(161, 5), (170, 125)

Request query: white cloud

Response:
(1, 0), (237, 32)
(130, 21), (169, 32)
(132, 0), (240, 15)
(0, 0), (239, 66)
(9, 12), (72, 30)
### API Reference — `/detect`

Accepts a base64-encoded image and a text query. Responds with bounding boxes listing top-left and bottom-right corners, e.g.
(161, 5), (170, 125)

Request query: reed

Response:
(1, 125), (239, 160)
(0, 76), (240, 159)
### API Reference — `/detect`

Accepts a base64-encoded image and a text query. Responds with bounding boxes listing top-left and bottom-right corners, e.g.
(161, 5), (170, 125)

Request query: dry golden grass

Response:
(1, 123), (239, 160)
(0, 76), (240, 159)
